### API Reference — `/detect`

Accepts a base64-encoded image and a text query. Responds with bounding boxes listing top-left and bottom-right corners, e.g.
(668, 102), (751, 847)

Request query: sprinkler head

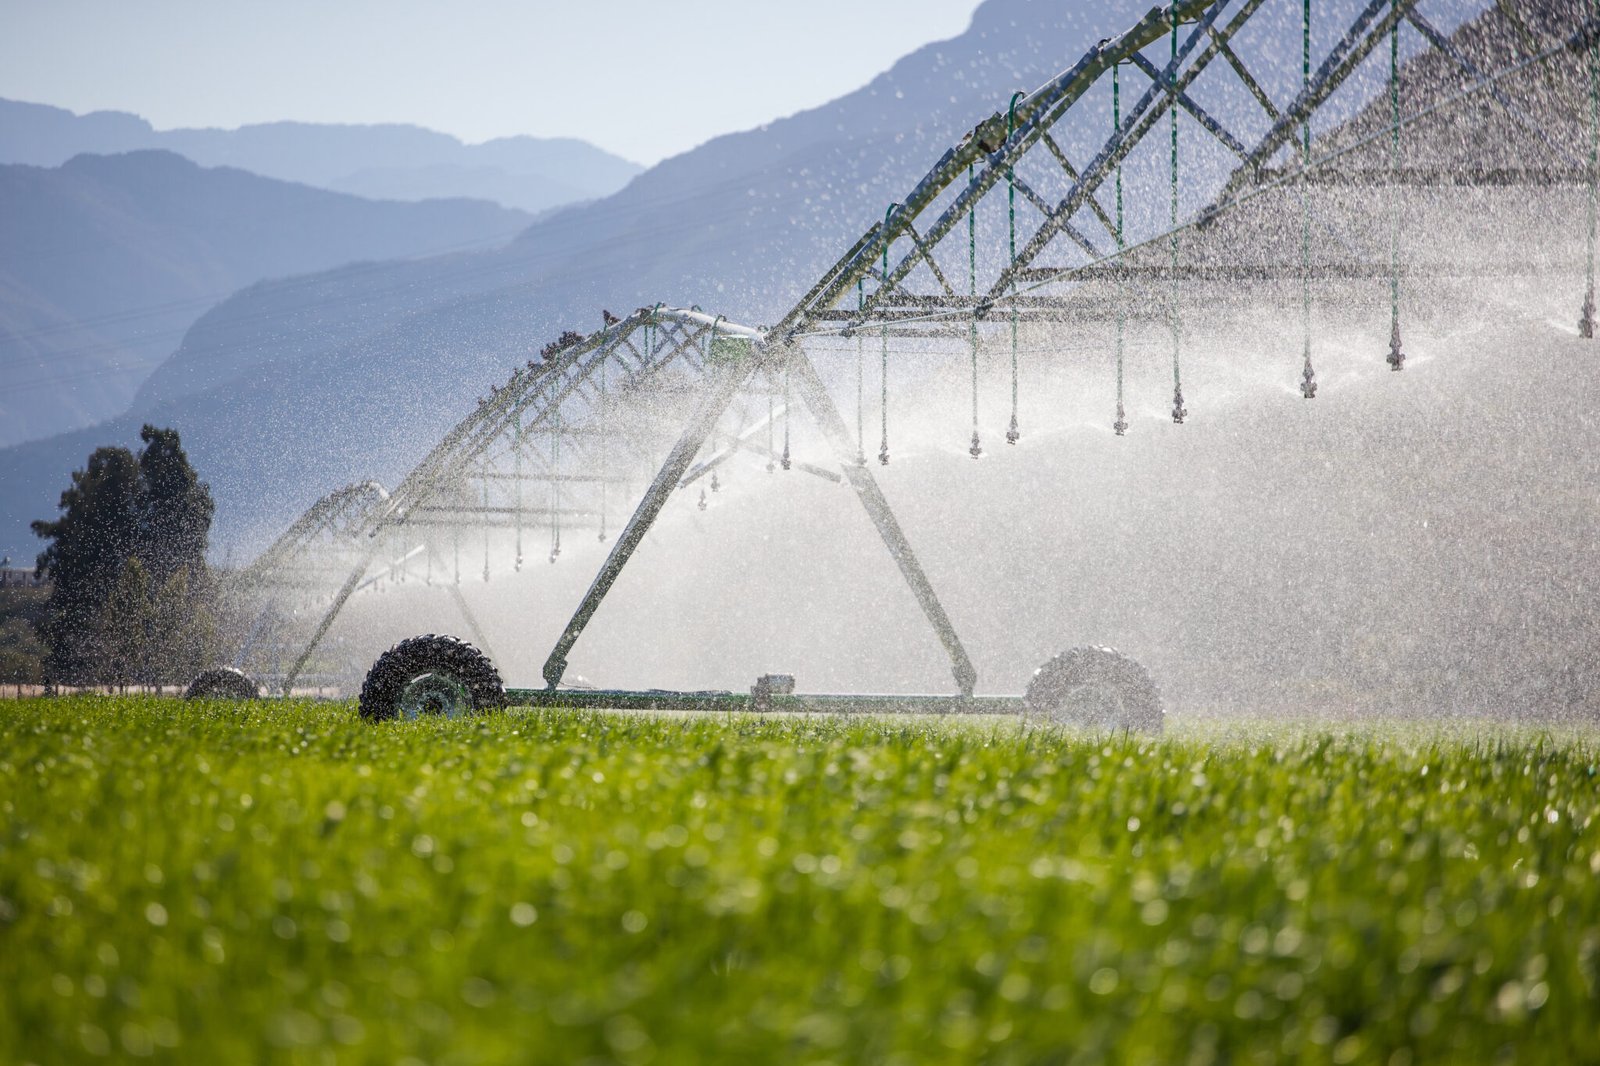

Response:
(969, 432), (983, 459)
(514, 555), (522, 572)
(598, 530), (608, 543)
(1387, 320), (1405, 371)
(697, 488), (708, 511)
(1006, 415), (1019, 445)
(781, 450), (792, 472)
(878, 444), (890, 465)
(1300, 362), (1318, 399)
(1171, 386), (1187, 424)
(710, 471), (720, 493)
(1113, 406), (1128, 437)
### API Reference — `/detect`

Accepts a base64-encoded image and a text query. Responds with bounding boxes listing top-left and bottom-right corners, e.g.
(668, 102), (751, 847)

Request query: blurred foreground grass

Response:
(1, 697), (1597, 1065)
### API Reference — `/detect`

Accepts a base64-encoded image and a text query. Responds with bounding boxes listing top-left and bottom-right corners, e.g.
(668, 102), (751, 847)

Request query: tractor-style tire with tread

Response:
(358, 634), (505, 722)
(184, 667), (260, 700)
(1024, 646), (1163, 734)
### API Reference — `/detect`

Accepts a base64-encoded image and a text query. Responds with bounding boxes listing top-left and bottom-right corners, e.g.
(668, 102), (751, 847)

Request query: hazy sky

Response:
(0, 0), (984, 165)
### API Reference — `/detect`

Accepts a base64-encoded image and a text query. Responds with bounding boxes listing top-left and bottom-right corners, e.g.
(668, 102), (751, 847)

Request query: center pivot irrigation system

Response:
(192, 0), (1600, 728)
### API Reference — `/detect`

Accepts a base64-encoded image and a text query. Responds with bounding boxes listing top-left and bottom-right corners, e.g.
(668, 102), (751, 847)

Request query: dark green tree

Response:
(95, 557), (153, 689)
(0, 618), (46, 685)
(31, 446), (144, 681)
(137, 425), (214, 587)
(32, 425), (215, 683)
(150, 563), (216, 684)
(0, 580), (49, 685)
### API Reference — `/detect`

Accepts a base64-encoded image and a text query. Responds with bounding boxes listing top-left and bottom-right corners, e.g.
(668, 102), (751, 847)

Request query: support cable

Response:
(513, 412), (523, 569)
(880, 204), (897, 464)
(1389, 0), (1407, 368)
(1585, 0), (1599, 338)
(766, 381), (776, 473)
(550, 407), (561, 563)
(1114, 64), (1129, 437)
(782, 357), (793, 471)
(1300, 0), (1320, 398)
(968, 163), (983, 458)
(644, 309), (659, 482)
(1007, 92), (1024, 445)
(599, 354), (610, 538)
(1169, 7), (1188, 424)
(856, 278), (867, 464)
(706, 316), (725, 493)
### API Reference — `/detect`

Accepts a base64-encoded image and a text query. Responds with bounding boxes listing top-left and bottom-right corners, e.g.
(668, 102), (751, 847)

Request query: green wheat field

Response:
(1, 697), (1597, 1064)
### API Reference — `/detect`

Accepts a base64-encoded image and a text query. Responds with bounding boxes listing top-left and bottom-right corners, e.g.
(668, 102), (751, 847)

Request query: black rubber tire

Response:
(1024, 646), (1163, 734)
(357, 634), (505, 723)
(184, 667), (260, 700)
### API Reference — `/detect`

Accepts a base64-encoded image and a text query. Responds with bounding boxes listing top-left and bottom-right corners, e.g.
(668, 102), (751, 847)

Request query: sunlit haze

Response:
(0, 0), (983, 163)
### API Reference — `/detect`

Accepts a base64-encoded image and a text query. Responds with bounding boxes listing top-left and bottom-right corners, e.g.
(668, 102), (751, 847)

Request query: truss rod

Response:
(1405, 8), (1584, 169)
(1208, 0), (1412, 212)
(1210, 22), (1281, 121)
(785, 346), (977, 697)
(540, 350), (758, 689)
(472, 471), (636, 484)
(680, 423), (845, 486)
(981, 1), (1235, 306)
(1126, 51), (1251, 157)
(773, 0), (1218, 340)
(378, 309), (734, 536)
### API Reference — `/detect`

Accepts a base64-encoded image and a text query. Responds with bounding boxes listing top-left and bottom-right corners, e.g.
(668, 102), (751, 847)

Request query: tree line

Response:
(11, 425), (220, 687)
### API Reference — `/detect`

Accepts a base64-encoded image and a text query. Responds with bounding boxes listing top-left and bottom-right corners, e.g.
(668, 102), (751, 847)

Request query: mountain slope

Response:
(0, 149), (530, 445)
(0, 99), (643, 214)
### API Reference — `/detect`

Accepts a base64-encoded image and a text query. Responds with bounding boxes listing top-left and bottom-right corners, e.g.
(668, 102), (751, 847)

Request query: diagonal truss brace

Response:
(1405, 8), (1584, 169)
(540, 317), (977, 697)
(278, 308), (735, 691)
(1205, 0), (1415, 215)
(773, 0), (1225, 338)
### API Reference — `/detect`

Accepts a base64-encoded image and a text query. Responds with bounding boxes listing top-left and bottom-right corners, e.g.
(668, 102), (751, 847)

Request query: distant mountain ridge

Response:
(0, 98), (643, 214)
(0, 149), (530, 446)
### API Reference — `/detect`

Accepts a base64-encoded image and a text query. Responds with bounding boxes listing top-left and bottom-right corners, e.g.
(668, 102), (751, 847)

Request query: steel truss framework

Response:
(236, 0), (1599, 698)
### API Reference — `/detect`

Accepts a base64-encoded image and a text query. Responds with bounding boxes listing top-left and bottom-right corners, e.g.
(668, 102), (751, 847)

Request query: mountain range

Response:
(0, 149), (531, 446)
(0, 98), (643, 214)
